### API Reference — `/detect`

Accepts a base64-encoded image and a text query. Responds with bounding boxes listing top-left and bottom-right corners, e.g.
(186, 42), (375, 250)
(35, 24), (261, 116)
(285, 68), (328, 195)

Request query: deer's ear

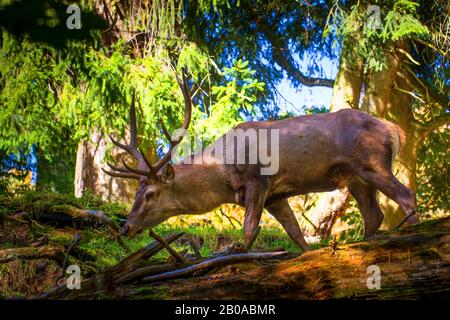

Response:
(159, 164), (175, 183)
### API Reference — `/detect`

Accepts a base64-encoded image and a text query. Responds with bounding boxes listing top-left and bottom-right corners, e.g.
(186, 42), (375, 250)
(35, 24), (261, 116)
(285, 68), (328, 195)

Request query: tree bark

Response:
(309, 39), (422, 235)
(153, 217), (450, 300)
(376, 67), (420, 229)
(74, 130), (136, 203)
(307, 37), (364, 237)
(359, 41), (418, 229)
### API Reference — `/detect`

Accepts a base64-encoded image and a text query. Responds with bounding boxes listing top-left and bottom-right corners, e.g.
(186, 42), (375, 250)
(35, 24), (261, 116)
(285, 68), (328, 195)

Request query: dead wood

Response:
(0, 245), (65, 264)
(38, 232), (186, 299)
(146, 217), (450, 300)
(219, 208), (241, 228)
(148, 229), (188, 264)
(53, 233), (82, 287)
(187, 234), (202, 259)
(110, 232), (185, 276)
(38, 218), (450, 300)
(142, 251), (289, 283)
(26, 205), (129, 250)
(115, 263), (179, 284)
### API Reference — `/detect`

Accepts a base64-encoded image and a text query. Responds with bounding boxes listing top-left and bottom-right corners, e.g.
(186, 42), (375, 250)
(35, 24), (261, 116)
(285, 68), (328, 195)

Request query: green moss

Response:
(131, 285), (169, 299)
(0, 190), (128, 221)
(48, 230), (74, 246)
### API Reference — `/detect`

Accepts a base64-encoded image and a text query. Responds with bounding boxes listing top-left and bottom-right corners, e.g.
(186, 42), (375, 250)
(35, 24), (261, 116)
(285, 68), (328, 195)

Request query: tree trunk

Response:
(359, 41), (419, 229)
(376, 67), (420, 229)
(307, 38), (364, 237)
(74, 130), (136, 203)
(309, 40), (422, 235)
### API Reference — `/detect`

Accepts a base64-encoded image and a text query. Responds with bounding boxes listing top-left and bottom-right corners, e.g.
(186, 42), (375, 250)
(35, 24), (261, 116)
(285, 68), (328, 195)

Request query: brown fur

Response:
(121, 109), (417, 251)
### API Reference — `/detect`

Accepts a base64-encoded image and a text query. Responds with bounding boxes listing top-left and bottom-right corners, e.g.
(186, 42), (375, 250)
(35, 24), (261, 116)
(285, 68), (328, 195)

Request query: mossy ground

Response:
(4, 190), (443, 299)
(0, 190), (307, 297)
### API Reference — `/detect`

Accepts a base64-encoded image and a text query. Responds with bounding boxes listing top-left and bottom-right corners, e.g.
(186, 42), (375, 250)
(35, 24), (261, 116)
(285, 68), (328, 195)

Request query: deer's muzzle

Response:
(121, 223), (143, 237)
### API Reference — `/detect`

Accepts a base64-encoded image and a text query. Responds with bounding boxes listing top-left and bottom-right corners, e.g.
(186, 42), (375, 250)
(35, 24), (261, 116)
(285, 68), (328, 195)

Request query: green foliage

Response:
(338, 200), (364, 244)
(0, 189), (128, 220)
(0, 23), (264, 191)
(190, 59), (265, 147)
(417, 128), (450, 215)
(382, 0), (429, 41)
(325, 0), (430, 72)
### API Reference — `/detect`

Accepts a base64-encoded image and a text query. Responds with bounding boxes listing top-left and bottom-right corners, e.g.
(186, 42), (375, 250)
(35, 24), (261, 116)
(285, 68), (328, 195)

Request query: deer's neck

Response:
(171, 163), (235, 215)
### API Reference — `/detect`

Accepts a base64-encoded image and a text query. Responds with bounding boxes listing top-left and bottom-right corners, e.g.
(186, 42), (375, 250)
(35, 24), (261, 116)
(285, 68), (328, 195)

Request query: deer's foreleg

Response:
(243, 182), (267, 250)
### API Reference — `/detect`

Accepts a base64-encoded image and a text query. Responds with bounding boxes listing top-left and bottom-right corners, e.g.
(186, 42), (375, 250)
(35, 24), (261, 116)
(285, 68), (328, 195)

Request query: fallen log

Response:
(142, 251), (289, 283)
(145, 217), (450, 299)
(111, 232), (185, 275)
(115, 264), (179, 284)
(38, 232), (186, 299)
(20, 205), (129, 250)
(39, 217), (450, 300)
(148, 229), (188, 264)
(0, 245), (65, 264)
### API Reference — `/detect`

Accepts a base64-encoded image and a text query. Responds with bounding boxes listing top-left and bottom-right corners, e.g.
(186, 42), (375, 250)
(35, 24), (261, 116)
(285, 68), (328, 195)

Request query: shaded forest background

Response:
(0, 0), (448, 243)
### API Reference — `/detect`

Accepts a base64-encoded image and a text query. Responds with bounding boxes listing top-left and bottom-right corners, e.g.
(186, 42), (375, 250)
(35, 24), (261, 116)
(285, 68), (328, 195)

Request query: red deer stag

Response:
(103, 69), (418, 251)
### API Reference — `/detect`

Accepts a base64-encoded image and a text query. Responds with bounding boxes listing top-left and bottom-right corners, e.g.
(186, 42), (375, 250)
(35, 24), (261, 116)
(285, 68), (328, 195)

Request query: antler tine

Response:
(159, 118), (172, 142)
(151, 68), (192, 173)
(139, 148), (154, 174)
(177, 68), (193, 132)
(105, 91), (154, 179)
(107, 162), (131, 173)
(101, 168), (142, 180)
(109, 91), (141, 160)
(122, 159), (151, 176)
(129, 90), (138, 148)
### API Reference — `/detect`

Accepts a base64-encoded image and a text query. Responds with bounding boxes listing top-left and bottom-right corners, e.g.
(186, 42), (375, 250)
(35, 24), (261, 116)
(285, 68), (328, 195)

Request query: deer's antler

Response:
(103, 68), (192, 181)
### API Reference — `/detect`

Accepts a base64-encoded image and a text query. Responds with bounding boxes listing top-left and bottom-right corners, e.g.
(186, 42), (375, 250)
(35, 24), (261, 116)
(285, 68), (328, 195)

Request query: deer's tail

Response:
(383, 120), (405, 161)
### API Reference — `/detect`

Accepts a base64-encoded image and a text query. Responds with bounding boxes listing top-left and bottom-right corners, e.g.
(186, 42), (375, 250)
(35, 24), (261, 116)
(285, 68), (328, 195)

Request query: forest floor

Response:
(0, 191), (449, 299)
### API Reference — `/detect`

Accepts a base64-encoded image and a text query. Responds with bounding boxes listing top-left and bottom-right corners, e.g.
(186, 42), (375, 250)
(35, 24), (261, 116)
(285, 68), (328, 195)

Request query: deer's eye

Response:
(145, 192), (155, 201)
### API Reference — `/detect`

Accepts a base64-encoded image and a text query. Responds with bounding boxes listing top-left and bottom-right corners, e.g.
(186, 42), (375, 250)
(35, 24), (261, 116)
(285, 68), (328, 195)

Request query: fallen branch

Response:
(62, 233), (81, 270)
(53, 233), (81, 286)
(116, 263), (180, 284)
(0, 246), (65, 264)
(301, 213), (320, 235)
(148, 229), (188, 264)
(187, 234), (202, 259)
(219, 208), (241, 228)
(110, 232), (185, 277)
(142, 251), (289, 283)
(29, 206), (129, 251)
(38, 233), (186, 299)
(395, 211), (418, 230)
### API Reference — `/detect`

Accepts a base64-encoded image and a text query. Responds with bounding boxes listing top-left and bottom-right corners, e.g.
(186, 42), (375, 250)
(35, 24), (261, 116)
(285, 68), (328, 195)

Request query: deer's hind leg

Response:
(350, 135), (418, 225)
(352, 167), (418, 226)
(266, 199), (309, 251)
(347, 179), (384, 239)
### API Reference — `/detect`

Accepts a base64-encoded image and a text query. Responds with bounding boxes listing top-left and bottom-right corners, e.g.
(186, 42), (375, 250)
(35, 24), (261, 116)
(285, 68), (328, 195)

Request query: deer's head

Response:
(103, 69), (192, 237)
